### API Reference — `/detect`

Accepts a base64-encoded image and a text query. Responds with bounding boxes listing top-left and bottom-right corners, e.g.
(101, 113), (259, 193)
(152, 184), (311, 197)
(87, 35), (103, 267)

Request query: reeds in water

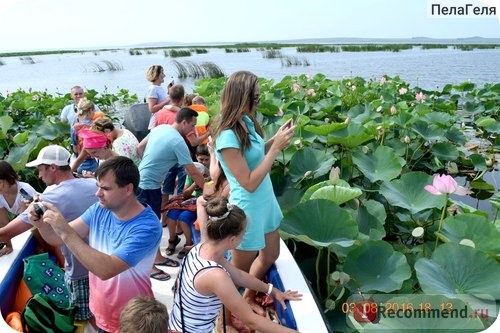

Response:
(19, 56), (35, 64)
(86, 60), (124, 72)
(280, 56), (310, 67)
(262, 49), (283, 59)
(167, 49), (192, 58)
(171, 60), (224, 79)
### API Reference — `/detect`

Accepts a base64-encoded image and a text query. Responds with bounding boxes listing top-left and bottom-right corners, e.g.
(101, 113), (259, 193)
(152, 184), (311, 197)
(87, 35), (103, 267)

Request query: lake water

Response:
(1, 46), (500, 98)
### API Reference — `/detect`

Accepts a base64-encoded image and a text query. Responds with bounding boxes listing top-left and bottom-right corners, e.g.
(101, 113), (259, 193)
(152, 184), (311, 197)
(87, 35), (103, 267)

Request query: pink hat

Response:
(80, 130), (109, 149)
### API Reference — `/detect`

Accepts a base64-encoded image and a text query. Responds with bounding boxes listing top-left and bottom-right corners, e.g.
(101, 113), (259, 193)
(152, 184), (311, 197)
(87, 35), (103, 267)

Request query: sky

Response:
(0, 0), (499, 52)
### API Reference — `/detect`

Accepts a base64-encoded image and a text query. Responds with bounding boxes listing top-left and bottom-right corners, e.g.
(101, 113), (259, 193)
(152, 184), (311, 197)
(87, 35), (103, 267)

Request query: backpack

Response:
(23, 252), (70, 308)
(21, 293), (76, 333)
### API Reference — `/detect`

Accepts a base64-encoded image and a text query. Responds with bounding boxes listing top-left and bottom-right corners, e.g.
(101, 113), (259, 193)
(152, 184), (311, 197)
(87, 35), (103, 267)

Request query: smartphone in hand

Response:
(19, 188), (34, 202)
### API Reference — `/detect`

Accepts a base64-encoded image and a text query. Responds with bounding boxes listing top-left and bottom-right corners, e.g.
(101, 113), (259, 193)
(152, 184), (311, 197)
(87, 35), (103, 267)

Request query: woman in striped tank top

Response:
(169, 197), (302, 333)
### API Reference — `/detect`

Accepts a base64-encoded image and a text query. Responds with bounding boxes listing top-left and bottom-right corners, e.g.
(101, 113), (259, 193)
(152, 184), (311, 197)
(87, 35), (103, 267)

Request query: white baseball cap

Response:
(26, 145), (71, 167)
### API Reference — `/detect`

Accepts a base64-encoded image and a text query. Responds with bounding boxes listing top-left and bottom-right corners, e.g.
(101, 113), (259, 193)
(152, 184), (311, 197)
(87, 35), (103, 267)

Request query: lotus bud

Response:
(376, 106), (383, 112)
(351, 85), (356, 91)
(324, 117), (330, 123)
(294, 139), (302, 149)
(362, 146), (369, 154)
(461, 122), (466, 129)
(344, 117), (350, 124)
(331, 271), (341, 282)
(411, 227), (425, 238)
(380, 76), (386, 85)
(329, 167), (340, 185)
(486, 158), (493, 167)
(390, 105), (397, 115)
(459, 239), (475, 248)
(304, 170), (313, 178)
(339, 272), (351, 284)
(377, 126), (384, 135)
(404, 135), (411, 144)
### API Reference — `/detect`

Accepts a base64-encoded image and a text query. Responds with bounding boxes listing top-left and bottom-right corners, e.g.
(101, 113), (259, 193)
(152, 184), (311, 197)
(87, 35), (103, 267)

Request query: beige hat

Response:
(26, 145), (71, 167)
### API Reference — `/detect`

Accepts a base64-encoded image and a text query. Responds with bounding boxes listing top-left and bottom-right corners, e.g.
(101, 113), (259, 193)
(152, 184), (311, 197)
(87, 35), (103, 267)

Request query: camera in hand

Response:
(33, 202), (47, 217)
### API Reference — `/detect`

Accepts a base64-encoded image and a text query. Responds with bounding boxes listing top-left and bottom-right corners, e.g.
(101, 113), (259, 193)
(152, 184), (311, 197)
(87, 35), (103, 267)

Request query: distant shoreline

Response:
(1, 37), (500, 57)
(0, 37), (500, 58)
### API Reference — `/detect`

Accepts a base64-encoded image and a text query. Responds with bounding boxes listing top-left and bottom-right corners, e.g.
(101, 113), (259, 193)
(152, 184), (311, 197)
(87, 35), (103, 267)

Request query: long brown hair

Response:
(212, 71), (263, 151)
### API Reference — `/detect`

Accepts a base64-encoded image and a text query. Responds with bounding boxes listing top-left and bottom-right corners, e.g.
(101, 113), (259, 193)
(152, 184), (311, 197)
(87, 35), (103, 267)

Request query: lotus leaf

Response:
(0, 115), (13, 134)
(326, 123), (373, 148)
(438, 213), (500, 258)
(415, 243), (500, 299)
(379, 171), (444, 214)
(431, 142), (459, 161)
(310, 184), (362, 205)
(343, 240), (411, 293)
(352, 146), (405, 183)
(412, 121), (446, 141)
(353, 200), (387, 240)
(288, 147), (335, 182)
(280, 199), (358, 249)
(304, 122), (347, 136)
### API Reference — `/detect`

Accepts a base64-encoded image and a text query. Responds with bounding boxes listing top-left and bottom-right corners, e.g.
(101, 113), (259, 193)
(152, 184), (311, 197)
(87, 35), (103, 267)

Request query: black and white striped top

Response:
(169, 243), (229, 332)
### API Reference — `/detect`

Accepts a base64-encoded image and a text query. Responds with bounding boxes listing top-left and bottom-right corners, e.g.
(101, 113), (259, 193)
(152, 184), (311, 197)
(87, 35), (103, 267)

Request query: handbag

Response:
(23, 252), (70, 309)
(21, 293), (76, 333)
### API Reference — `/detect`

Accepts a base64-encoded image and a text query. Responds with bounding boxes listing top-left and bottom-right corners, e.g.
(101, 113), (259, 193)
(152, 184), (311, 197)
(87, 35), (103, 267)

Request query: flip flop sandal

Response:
(150, 270), (171, 281)
(155, 257), (180, 267)
(165, 235), (181, 256)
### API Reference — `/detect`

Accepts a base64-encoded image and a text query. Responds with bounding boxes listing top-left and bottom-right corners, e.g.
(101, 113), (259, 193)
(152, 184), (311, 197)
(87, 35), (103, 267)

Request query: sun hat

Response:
(79, 130), (108, 149)
(26, 145), (71, 167)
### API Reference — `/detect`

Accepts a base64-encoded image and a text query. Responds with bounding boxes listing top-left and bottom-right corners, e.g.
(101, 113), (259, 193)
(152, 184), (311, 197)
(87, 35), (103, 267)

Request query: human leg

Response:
(176, 211), (196, 259)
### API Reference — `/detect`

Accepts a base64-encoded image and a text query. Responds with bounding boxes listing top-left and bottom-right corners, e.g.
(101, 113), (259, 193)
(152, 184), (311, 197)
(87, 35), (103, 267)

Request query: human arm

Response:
(219, 123), (295, 193)
(186, 127), (212, 147)
(196, 268), (300, 333)
(0, 213), (32, 242)
(147, 96), (171, 114)
(71, 148), (89, 173)
(184, 163), (205, 190)
(136, 136), (149, 159)
(34, 201), (130, 280)
(220, 259), (302, 310)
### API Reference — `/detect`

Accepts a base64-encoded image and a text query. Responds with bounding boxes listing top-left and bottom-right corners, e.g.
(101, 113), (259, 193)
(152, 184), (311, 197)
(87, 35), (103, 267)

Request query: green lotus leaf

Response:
(421, 112), (454, 126)
(304, 122), (347, 136)
(415, 243), (500, 299)
(439, 213), (500, 258)
(0, 115), (13, 134)
(310, 184), (362, 205)
(468, 154), (487, 171)
(280, 199), (358, 249)
(379, 172), (444, 214)
(475, 116), (496, 128)
(300, 179), (350, 202)
(412, 121), (446, 141)
(431, 142), (459, 161)
(13, 131), (29, 145)
(343, 240), (411, 293)
(288, 147), (336, 182)
(326, 123), (373, 148)
(6, 139), (41, 170)
(352, 146), (405, 183)
(354, 200), (387, 240)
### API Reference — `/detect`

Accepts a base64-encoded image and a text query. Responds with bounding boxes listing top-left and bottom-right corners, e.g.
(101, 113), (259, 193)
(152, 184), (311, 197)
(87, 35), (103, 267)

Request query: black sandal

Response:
(165, 236), (181, 256)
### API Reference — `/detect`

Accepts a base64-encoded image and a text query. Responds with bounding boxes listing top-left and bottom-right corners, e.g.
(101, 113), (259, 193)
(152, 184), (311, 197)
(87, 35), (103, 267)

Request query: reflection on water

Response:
(1, 47), (499, 97)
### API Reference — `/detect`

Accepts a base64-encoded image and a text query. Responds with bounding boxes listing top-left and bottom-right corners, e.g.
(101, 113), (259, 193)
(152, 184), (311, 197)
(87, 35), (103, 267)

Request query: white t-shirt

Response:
(0, 181), (37, 215)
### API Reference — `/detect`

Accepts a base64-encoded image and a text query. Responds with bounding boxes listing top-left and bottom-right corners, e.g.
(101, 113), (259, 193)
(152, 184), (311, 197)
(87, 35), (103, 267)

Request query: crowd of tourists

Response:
(0, 67), (302, 333)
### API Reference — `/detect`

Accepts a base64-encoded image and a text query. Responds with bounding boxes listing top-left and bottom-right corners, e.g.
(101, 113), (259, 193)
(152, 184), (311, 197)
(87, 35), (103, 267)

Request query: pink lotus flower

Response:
(305, 73), (312, 79)
(390, 105), (397, 115)
(415, 92), (425, 102)
(380, 76), (386, 85)
(306, 88), (316, 96)
(292, 83), (300, 92)
(424, 174), (469, 196)
(399, 87), (408, 95)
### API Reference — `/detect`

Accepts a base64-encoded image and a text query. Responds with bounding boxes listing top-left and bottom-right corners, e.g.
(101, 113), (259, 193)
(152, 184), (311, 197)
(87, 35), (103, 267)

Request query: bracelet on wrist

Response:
(266, 283), (273, 295)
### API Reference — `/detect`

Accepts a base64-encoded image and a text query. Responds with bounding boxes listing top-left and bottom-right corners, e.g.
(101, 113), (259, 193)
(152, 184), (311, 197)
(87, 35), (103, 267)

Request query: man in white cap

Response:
(0, 145), (97, 323)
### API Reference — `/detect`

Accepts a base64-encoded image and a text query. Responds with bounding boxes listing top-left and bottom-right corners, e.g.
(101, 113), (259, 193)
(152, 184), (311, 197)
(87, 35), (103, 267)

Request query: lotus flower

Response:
(399, 87), (408, 95)
(424, 174), (469, 196)
(380, 76), (386, 85)
(306, 88), (316, 96)
(390, 105), (397, 115)
(292, 83), (300, 92)
(415, 92), (425, 101)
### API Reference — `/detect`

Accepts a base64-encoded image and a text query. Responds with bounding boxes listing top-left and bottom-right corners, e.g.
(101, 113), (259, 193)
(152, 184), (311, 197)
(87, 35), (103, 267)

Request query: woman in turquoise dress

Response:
(213, 70), (296, 316)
